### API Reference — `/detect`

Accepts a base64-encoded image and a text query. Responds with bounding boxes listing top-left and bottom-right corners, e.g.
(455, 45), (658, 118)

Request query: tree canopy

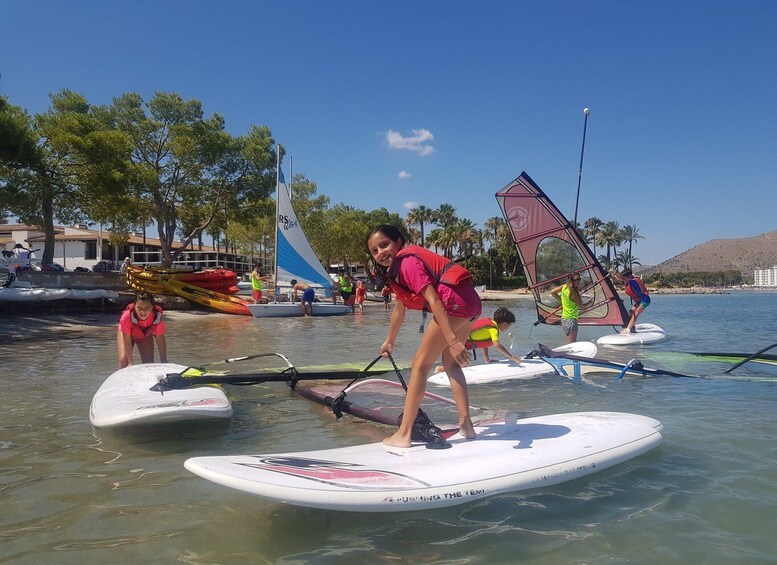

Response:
(1, 90), (648, 281)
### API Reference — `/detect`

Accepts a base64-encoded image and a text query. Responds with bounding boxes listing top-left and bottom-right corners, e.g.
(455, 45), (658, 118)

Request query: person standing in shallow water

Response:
(117, 292), (168, 368)
(381, 283), (392, 309)
(367, 224), (481, 448)
(354, 280), (367, 312)
(250, 265), (264, 304)
(549, 274), (583, 343)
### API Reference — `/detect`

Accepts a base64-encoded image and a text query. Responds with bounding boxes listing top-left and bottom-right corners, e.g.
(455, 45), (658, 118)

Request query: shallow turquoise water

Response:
(1, 291), (776, 563)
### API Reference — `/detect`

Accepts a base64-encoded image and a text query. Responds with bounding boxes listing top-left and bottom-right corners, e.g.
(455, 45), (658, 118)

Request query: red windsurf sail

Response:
(495, 172), (629, 327)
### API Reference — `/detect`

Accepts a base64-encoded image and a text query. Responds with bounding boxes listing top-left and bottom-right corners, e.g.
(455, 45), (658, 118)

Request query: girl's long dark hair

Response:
(365, 224), (407, 282)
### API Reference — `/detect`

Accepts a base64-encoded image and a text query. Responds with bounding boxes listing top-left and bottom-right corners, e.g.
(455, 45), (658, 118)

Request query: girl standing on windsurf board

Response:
(609, 268), (651, 334)
(367, 224), (481, 448)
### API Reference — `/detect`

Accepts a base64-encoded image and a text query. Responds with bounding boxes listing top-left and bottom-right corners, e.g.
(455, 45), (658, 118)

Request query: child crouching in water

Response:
(117, 292), (168, 368)
(367, 224), (481, 448)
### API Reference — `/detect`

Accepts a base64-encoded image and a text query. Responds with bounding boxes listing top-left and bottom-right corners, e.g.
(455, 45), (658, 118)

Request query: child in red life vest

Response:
(354, 280), (367, 311)
(367, 224), (481, 449)
(381, 283), (392, 309)
(117, 292), (168, 368)
(610, 268), (651, 334)
(466, 307), (523, 364)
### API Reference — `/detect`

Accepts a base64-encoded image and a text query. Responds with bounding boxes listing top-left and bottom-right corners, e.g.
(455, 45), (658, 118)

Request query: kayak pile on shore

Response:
(126, 266), (240, 295)
(125, 267), (250, 315)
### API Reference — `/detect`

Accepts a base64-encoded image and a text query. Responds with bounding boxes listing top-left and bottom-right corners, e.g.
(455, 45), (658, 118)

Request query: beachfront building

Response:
(754, 266), (777, 287)
(0, 223), (264, 275)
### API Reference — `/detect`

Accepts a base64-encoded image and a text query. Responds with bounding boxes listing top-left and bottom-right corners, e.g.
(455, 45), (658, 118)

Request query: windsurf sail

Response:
(274, 162), (335, 297)
(151, 352), (480, 445)
(688, 352), (777, 367)
(293, 379), (469, 443)
(495, 172), (630, 327)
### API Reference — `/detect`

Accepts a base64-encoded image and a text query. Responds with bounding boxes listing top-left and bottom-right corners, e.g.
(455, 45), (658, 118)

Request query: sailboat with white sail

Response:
(247, 153), (350, 318)
(494, 172), (666, 344)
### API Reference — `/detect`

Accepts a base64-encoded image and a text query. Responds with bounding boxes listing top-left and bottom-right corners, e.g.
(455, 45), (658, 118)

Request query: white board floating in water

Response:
(428, 341), (598, 386)
(184, 411), (663, 512)
(597, 323), (667, 346)
(89, 363), (233, 428)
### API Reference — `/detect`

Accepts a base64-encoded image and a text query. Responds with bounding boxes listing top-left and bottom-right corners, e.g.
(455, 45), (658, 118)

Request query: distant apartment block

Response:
(754, 266), (777, 287)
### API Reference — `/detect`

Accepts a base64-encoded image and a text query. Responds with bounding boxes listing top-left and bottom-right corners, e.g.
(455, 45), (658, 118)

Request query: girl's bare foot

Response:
(459, 418), (477, 440)
(383, 432), (412, 448)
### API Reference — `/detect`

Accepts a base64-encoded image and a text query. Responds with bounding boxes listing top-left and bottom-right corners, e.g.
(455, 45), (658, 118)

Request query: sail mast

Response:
(573, 107), (591, 227)
(273, 145), (281, 295)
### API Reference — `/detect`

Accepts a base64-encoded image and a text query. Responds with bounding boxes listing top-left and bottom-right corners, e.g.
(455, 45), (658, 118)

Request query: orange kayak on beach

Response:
(159, 276), (251, 315)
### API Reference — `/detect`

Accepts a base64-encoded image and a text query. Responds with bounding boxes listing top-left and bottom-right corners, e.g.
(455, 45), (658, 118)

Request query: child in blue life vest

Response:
(117, 292), (167, 368)
(466, 307), (523, 364)
(367, 224), (481, 449)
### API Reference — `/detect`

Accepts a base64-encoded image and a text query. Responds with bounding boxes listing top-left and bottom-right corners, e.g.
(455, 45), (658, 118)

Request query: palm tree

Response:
(584, 217), (603, 257)
(406, 204), (436, 246)
(619, 225), (644, 270)
(439, 227), (460, 258)
(614, 250), (641, 271)
(482, 216), (504, 247)
(599, 221), (621, 267)
(425, 228), (444, 254)
(570, 220), (585, 243)
(454, 219), (480, 257)
(483, 216), (515, 279)
(435, 203), (458, 229)
(403, 223), (421, 245)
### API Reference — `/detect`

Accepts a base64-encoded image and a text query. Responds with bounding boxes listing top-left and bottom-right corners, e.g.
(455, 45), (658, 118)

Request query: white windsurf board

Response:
(597, 323), (667, 346)
(428, 341), (598, 386)
(185, 411), (663, 512)
(89, 363), (233, 428)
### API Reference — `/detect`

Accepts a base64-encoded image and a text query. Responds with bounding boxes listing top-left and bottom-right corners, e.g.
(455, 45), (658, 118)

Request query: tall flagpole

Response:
(573, 107), (591, 227)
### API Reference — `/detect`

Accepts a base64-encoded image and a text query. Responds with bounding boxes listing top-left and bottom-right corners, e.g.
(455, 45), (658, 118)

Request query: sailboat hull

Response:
(247, 303), (351, 317)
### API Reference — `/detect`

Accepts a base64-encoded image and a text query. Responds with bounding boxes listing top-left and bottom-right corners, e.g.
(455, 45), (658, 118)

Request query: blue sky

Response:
(1, 1), (776, 265)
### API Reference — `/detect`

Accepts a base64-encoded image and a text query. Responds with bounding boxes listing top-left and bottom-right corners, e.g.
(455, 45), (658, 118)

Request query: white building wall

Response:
(57, 241), (94, 271)
(754, 266), (777, 287)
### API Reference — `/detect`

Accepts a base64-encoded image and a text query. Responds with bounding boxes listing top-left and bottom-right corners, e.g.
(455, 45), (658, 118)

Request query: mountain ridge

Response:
(639, 230), (777, 277)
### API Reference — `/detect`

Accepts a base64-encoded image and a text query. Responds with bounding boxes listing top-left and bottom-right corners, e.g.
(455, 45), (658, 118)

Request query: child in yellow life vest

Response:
(466, 307), (523, 364)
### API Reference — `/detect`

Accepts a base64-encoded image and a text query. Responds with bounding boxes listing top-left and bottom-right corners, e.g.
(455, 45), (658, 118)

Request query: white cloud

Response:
(404, 201), (419, 210)
(398, 170), (412, 179)
(386, 129), (436, 156)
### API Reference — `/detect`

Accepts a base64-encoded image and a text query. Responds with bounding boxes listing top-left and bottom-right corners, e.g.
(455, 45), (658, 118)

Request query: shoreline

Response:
(2, 286), (773, 343)
(476, 286), (762, 301)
